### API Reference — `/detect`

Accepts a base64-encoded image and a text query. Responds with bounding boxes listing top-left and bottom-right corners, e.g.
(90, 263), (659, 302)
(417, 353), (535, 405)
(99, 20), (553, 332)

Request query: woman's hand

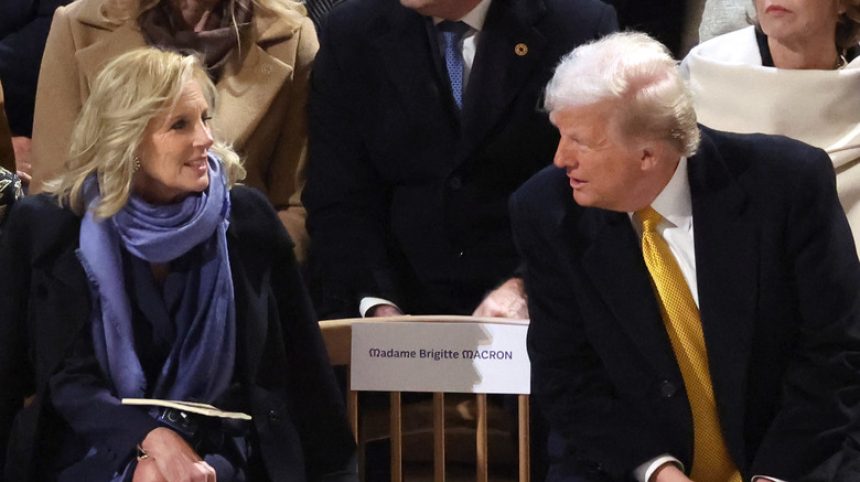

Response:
(138, 427), (216, 482)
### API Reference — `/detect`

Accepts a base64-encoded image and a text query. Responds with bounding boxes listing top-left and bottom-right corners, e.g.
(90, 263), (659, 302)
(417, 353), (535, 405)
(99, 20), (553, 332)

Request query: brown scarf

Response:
(138, 0), (253, 79)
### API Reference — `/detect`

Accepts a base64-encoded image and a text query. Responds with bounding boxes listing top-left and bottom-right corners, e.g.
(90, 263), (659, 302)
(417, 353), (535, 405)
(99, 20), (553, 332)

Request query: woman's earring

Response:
(133, 157), (141, 173)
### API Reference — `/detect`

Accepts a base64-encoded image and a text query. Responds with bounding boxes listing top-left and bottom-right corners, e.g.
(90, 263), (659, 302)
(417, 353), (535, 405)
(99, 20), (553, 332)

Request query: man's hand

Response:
(472, 277), (528, 319)
(368, 304), (404, 317)
(651, 463), (693, 482)
(139, 427), (216, 482)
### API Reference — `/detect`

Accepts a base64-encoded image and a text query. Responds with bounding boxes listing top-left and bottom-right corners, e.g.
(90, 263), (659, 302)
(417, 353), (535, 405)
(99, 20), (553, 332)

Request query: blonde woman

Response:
(30, 0), (317, 262)
(0, 48), (354, 482)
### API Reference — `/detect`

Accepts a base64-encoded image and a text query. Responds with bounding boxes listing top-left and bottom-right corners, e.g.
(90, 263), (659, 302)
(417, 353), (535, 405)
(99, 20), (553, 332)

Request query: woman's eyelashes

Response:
(169, 113), (210, 131)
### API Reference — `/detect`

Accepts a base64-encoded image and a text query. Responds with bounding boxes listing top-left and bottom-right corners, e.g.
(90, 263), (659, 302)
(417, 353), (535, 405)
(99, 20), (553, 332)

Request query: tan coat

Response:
(30, 0), (317, 261)
(0, 81), (13, 172)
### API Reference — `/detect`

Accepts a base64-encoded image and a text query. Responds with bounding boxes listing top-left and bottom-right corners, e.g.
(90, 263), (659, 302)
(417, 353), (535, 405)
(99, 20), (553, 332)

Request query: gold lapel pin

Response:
(514, 43), (529, 57)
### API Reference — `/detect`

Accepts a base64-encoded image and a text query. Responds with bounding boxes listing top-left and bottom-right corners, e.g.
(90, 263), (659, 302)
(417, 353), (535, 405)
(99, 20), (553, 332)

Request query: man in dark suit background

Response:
(304, 0), (617, 320)
(511, 32), (860, 482)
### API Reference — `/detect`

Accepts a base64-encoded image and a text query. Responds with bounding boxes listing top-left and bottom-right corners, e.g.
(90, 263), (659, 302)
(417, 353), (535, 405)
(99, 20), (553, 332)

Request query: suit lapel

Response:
(576, 209), (680, 376)
(688, 132), (757, 464)
(75, 23), (147, 95)
(371, 6), (456, 134)
(460, 0), (547, 162)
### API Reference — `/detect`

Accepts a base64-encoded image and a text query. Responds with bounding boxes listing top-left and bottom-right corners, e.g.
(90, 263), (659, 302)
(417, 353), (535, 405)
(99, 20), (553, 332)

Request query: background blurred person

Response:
(0, 48), (355, 482)
(0, 80), (13, 173)
(0, 0), (72, 185)
(683, 0), (860, 255)
(0, 80), (23, 231)
(304, 0), (618, 321)
(305, 0), (343, 31)
(604, 0), (688, 56)
(29, 0), (316, 261)
(698, 0), (754, 43)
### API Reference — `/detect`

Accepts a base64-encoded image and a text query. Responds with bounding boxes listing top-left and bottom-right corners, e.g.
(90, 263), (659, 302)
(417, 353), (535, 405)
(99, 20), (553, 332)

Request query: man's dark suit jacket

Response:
(510, 127), (860, 481)
(303, 0), (618, 318)
(0, 188), (355, 481)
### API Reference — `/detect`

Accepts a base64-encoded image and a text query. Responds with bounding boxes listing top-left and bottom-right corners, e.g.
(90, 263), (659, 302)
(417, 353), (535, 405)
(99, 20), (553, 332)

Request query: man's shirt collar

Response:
(650, 156), (692, 230)
(433, 0), (492, 31)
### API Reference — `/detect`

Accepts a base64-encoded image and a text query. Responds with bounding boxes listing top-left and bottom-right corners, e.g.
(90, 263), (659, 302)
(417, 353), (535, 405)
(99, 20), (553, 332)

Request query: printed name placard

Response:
(351, 319), (530, 394)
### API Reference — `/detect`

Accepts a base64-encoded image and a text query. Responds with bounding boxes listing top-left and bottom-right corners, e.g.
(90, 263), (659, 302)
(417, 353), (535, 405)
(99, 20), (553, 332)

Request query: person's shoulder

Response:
(55, 0), (112, 25)
(2, 194), (80, 253)
(685, 25), (759, 65)
(254, 0), (314, 38)
(228, 185), (294, 245)
(700, 126), (833, 186)
(323, 0), (391, 35)
(230, 185), (278, 225)
(8, 193), (73, 223)
(511, 165), (571, 220)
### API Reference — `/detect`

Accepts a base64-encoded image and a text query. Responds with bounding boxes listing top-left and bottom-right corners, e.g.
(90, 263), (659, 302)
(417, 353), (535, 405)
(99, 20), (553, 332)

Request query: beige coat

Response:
(30, 0), (317, 261)
(0, 81), (13, 171)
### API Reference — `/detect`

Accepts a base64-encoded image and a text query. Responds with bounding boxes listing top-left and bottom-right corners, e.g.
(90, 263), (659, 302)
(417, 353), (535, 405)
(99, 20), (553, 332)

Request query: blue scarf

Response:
(78, 154), (235, 403)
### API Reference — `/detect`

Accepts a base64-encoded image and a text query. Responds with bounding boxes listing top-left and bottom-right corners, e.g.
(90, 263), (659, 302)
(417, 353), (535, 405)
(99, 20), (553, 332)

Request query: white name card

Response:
(351, 319), (530, 394)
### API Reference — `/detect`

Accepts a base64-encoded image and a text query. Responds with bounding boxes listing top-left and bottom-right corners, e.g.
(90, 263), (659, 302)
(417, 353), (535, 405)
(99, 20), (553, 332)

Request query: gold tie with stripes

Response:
(636, 207), (741, 482)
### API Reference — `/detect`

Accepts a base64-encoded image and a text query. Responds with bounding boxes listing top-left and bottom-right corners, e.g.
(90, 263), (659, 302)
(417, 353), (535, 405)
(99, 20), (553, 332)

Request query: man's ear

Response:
(639, 143), (660, 171)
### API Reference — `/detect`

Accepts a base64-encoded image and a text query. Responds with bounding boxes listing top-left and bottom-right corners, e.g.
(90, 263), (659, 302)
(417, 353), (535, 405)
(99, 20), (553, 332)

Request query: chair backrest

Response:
(319, 315), (530, 482)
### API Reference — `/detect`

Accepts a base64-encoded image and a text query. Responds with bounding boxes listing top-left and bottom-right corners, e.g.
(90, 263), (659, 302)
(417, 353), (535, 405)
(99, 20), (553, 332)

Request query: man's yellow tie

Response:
(636, 207), (741, 482)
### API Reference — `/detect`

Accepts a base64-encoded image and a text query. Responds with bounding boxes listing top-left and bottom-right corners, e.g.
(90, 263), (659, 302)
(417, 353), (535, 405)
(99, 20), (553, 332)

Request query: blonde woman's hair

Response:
(45, 47), (245, 218)
(545, 32), (700, 157)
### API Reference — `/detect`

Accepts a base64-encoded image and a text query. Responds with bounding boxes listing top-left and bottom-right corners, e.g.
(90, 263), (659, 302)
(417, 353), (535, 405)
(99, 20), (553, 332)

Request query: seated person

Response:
(30, 0), (316, 262)
(304, 0), (618, 320)
(0, 47), (356, 482)
(683, 0), (860, 255)
(513, 31), (860, 482)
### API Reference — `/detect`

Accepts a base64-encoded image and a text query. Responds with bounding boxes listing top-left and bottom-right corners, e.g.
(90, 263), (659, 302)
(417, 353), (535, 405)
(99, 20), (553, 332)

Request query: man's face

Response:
(550, 103), (652, 212)
(400, 0), (480, 19)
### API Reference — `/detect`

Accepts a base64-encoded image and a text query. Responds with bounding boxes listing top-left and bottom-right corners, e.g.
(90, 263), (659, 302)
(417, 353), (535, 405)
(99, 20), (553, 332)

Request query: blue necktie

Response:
(438, 20), (470, 110)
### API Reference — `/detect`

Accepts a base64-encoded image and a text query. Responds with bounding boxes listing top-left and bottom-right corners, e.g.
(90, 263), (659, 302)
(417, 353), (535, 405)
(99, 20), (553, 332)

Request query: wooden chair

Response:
(319, 315), (530, 482)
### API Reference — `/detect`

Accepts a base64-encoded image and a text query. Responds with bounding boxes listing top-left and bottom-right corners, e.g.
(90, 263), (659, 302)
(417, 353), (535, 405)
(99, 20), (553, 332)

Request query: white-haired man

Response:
(511, 32), (860, 482)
